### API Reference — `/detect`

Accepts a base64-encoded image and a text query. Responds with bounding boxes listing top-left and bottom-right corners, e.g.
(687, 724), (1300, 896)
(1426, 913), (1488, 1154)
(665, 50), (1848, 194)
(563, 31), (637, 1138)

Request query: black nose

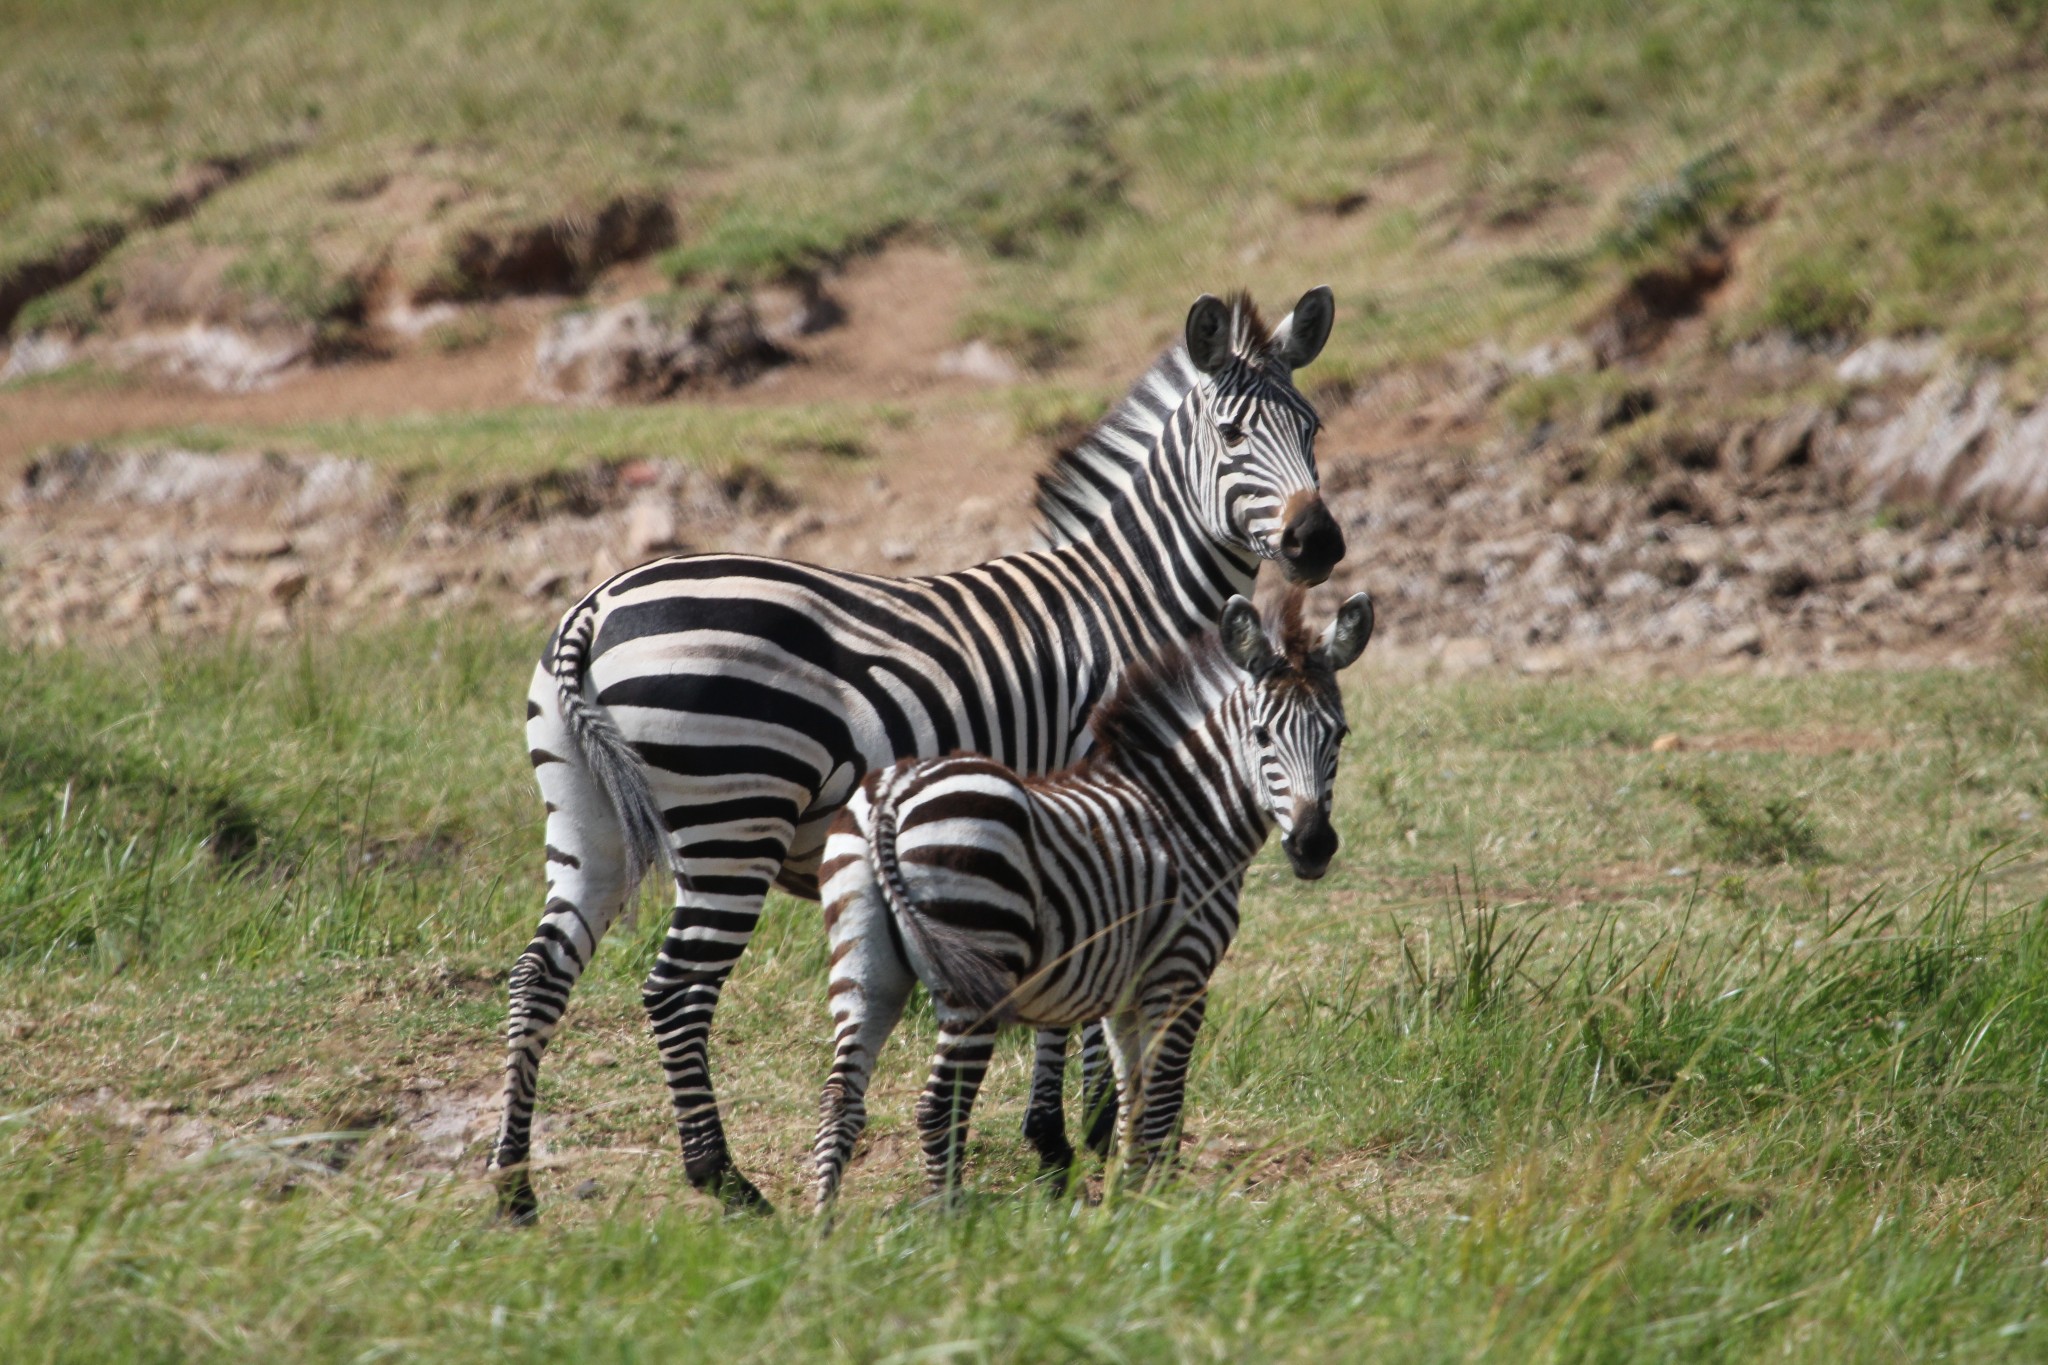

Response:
(1284, 820), (1339, 879)
(1280, 498), (1345, 585)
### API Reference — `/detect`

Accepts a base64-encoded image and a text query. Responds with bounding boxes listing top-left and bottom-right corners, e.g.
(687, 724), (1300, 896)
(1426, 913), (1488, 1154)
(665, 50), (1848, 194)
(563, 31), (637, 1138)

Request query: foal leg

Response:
(1128, 991), (1207, 1181)
(1077, 1019), (1118, 1158)
(1098, 1009), (1147, 1195)
(1021, 1027), (1076, 1178)
(812, 835), (915, 1209)
(915, 1015), (1001, 1199)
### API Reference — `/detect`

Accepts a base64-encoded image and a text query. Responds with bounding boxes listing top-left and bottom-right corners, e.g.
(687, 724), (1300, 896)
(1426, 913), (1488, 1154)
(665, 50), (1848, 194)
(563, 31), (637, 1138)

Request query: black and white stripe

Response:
(493, 287), (1345, 1219)
(811, 589), (1374, 1203)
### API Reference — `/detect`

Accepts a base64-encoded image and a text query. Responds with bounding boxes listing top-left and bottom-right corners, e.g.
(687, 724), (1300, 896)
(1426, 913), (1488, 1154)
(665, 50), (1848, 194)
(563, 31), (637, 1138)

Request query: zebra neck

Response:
(1058, 448), (1259, 652)
(1099, 714), (1271, 881)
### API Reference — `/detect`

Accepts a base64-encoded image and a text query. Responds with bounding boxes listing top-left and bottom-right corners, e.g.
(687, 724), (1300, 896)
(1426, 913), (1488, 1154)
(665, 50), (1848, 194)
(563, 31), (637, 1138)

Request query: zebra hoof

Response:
(494, 1171), (540, 1227)
(709, 1169), (774, 1216)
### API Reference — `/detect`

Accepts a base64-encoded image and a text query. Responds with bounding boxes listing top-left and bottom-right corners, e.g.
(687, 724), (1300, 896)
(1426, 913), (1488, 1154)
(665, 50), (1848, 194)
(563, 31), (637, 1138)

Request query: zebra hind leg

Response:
(493, 684), (636, 1224)
(641, 823), (798, 1214)
(1021, 1028), (1077, 1185)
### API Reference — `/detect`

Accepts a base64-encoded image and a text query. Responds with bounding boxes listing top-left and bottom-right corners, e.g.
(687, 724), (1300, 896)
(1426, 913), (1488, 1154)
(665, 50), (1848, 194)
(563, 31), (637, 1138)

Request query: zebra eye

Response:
(1253, 724), (1271, 745)
(1218, 422), (1246, 447)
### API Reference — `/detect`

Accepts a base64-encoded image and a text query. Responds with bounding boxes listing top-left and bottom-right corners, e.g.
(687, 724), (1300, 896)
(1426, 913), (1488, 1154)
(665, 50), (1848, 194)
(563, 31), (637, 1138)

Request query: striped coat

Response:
(496, 288), (1347, 1219)
(812, 588), (1373, 1203)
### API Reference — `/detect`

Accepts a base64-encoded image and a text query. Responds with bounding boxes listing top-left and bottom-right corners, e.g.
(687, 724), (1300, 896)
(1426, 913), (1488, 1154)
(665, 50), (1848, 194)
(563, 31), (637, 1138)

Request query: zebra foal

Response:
(812, 587), (1373, 1205)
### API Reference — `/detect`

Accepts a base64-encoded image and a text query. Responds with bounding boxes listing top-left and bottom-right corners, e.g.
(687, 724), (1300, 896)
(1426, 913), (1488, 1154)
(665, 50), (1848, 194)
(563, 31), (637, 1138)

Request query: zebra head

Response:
(1184, 287), (1345, 585)
(1218, 589), (1374, 879)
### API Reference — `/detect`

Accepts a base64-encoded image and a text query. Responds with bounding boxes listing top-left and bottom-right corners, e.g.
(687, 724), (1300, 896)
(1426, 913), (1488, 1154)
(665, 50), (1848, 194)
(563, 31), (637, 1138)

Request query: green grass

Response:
(4, 620), (2048, 1358)
(123, 400), (913, 494)
(6, 1), (2047, 377)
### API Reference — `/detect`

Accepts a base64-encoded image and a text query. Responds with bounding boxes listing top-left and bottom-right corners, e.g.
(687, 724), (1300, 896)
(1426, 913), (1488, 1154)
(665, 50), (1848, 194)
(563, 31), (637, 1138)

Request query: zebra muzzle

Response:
(1282, 816), (1339, 880)
(1278, 494), (1345, 585)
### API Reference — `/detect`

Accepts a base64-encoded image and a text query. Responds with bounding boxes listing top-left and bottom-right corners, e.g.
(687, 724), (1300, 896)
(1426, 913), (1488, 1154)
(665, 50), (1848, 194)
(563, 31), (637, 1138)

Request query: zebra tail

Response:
(547, 595), (689, 896)
(867, 766), (1017, 1024)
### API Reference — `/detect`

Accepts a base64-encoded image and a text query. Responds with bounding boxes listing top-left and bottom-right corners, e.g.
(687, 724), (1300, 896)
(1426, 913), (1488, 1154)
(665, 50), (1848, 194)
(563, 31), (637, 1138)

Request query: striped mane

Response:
(1032, 292), (1277, 547)
(1081, 632), (1241, 769)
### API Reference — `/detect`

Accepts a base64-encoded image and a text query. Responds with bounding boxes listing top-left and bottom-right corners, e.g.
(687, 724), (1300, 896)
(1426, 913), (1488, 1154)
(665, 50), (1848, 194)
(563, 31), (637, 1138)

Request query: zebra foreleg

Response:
(915, 1017), (999, 1199)
(1098, 1009), (1146, 1196)
(1128, 992), (1207, 1183)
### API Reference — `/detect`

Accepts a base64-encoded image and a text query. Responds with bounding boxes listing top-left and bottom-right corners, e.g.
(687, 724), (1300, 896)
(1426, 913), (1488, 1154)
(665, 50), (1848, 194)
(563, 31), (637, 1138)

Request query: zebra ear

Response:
(1315, 592), (1375, 670)
(1185, 294), (1233, 374)
(1274, 285), (1335, 371)
(1219, 595), (1276, 673)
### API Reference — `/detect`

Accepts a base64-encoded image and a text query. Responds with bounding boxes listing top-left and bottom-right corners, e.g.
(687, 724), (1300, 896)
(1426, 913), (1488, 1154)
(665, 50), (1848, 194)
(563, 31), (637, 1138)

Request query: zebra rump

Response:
(547, 594), (688, 896)
(865, 763), (1020, 1023)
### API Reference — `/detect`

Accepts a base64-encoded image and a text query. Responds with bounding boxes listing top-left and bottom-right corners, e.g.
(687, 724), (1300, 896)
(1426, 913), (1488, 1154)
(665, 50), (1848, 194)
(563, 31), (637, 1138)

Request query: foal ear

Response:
(1315, 592), (1375, 670)
(1218, 596), (1276, 673)
(1185, 294), (1233, 375)
(1273, 284), (1335, 371)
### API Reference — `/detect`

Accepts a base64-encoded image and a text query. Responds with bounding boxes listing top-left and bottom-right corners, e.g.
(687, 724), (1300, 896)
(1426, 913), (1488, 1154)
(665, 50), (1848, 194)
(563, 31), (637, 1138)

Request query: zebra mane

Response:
(1081, 632), (1241, 770)
(1032, 292), (1276, 548)
(1267, 585), (1319, 671)
(1083, 586), (1337, 770)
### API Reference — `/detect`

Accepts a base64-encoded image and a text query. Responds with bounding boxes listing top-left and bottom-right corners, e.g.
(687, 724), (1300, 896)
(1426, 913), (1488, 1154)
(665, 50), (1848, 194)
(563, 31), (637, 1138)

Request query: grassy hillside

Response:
(5, 0), (2047, 379)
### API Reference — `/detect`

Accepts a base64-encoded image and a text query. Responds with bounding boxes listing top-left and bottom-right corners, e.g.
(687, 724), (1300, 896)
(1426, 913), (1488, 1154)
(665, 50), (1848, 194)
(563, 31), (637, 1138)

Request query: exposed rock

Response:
(935, 340), (1021, 384)
(1851, 370), (2000, 505)
(1749, 404), (1822, 479)
(624, 497), (680, 558)
(387, 567), (443, 601)
(1764, 562), (1816, 603)
(1842, 369), (2048, 522)
(264, 564), (310, 606)
(1711, 623), (1764, 657)
(766, 511), (823, 554)
(1509, 337), (1595, 380)
(532, 295), (788, 402)
(1957, 401), (2048, 524)
(879, 538), (917, 564)
(112, 324), (312, 393)
(1835, 336), (1943, 387)
(1, 332), (74, 383)
(520, 567), (571, 600)
(753, 274), (844, 341)
(1728, 330), (1826, 379)
(1650, 733), (1685, 753)
(223, 531), (292, 561)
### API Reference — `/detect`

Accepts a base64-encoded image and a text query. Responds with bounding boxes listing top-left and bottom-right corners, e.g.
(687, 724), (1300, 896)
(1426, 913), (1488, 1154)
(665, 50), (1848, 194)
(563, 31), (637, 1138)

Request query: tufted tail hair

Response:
(547, 593), (689, 899)
(866, 764), (1017, 1024)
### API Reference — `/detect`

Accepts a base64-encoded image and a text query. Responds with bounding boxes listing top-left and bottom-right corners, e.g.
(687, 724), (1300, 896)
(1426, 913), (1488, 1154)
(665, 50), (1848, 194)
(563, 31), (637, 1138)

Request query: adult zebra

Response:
(496, 286), (1346, 1219)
